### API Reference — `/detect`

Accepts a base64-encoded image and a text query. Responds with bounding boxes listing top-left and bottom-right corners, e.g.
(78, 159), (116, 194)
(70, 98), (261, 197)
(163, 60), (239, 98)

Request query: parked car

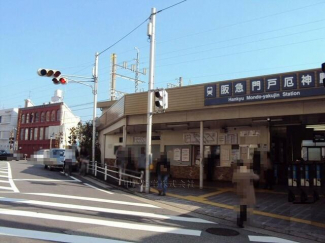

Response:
(28, 149), (65, 170)
(0, 150), (14, 161)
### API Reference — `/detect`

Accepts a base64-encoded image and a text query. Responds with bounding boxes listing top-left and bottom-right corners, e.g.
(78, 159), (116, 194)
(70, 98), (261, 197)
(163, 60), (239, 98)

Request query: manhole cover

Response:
(206, 228), (240, 236)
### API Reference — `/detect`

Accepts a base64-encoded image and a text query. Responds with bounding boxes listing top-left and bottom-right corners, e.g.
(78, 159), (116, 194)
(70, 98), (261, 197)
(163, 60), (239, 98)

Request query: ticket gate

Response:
(288, 163), (299, 202)
(288, 162), (324, 203)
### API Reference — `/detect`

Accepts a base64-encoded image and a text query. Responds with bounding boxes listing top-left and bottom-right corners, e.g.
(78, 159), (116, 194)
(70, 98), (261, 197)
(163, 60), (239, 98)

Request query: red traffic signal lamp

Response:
(52, 77), (67, 85)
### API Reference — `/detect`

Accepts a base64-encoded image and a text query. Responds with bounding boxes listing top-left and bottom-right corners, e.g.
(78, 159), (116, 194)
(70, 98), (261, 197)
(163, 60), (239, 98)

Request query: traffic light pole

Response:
(145, 8), (156, 193)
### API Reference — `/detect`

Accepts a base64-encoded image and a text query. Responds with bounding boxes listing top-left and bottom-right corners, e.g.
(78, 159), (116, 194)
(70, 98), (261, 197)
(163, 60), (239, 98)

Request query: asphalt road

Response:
(0, 160), (309, 243)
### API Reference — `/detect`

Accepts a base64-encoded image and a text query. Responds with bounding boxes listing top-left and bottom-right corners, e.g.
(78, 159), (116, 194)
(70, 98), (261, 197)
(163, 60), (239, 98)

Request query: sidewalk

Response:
(127, 179), (325, 243)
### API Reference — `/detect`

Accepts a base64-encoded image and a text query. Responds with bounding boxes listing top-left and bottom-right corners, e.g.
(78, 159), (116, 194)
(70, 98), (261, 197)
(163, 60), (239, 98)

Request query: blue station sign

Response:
(204, 69), (325, 106)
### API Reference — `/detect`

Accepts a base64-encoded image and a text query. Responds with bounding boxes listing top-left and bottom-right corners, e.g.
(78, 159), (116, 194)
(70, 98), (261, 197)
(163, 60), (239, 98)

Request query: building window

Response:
(26, 113), (29, 124)
(21, 114), (25, 124)
(39, 128), (44, 140)
(0, 116), (2, 123)
(25, 129), (29, 140)
(41, 112), (45, 122)
(46, 111), (50, 122)
(35, 112), (39, 122)
(30, 113), (34, 123)
(20, 129), (24, 140)
(51, 110), (56, 121)
(34, 128), (38, 140)
(45, 127), (49, 139)
(30, 128), (33, 140)
(57, 110), (61, 121)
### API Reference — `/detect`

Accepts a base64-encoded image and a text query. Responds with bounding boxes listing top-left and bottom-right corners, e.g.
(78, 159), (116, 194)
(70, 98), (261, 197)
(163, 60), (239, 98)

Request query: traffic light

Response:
(8, 137), (14, 144)
(37, 69), (61, 78)
(37, 68), (67, 85)
(68, 136), (72, 145)
(154, 89), (168, 112)
(73, 135), (77, 144)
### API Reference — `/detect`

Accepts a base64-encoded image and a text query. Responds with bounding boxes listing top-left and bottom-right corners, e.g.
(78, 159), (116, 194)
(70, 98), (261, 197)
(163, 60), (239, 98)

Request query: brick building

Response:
(17, 91), (80, 157)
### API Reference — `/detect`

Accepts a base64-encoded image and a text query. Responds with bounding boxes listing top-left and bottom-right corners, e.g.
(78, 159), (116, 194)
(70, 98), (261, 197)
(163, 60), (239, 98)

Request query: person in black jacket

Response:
(156, 153), (170, 196)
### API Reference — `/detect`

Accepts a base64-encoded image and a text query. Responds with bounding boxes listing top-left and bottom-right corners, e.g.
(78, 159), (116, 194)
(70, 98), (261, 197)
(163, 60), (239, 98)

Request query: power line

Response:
(98, 17), (150, 56)
(156, 0), (187, 14)
(98, 0), (188, 56)
(155, 37), (325, 68)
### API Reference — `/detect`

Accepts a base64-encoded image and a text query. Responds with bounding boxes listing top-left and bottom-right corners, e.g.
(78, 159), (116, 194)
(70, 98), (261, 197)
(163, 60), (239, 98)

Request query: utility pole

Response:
(92, 52), (99, 164)
(111, 54), (117, 101)
(135, 47), (140, 93)
(110, 51), (146, 98)
(146, 7), (156, 193)
(179, 77), (183, 87)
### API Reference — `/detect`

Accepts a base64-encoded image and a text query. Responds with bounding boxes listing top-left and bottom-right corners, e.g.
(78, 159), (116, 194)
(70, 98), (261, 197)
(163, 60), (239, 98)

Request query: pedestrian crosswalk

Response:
(0, 162), (19, 193)
(0, 161), (301, 243)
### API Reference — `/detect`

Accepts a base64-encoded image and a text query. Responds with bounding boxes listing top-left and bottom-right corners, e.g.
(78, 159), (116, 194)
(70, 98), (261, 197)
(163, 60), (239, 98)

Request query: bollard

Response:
(95, 162), (97, 177)
(105, 164), (107, 180)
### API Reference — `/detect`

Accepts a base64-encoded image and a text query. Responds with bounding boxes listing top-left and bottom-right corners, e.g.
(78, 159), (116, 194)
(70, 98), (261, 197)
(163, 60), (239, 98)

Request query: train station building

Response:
(97, 68), (325, 184)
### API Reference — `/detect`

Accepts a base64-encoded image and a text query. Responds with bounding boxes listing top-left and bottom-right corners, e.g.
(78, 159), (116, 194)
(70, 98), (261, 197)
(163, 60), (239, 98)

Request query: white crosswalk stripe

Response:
(25, 192), (160, 208)
(0, 162), (18, 193)
(0, 196), (214, 224)
(0, 208), (202, 236)
(249, 236), (298, 243)
(0, 226), (132, 243)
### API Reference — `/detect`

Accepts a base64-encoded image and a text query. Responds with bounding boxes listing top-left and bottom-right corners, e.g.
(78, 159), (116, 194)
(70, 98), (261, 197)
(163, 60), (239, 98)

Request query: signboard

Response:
(174, 148), (181, 161)
(183, 132), (217, 144)
(205, 69), (324, 106)
(181, 148), (190, 162)
(134, 137), (146, 144)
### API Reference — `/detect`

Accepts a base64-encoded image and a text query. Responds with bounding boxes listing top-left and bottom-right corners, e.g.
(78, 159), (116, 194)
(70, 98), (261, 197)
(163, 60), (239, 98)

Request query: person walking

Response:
(232, 161), (259, 228)
(115, 146), (126, 186)
(137, 147), (146, 184)
(264, 152), (274, 190)
(156, 153), (170, 196)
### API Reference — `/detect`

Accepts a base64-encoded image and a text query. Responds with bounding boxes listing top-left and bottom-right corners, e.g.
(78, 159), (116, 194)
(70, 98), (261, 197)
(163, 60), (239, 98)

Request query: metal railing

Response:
(87, 161), (144, 192)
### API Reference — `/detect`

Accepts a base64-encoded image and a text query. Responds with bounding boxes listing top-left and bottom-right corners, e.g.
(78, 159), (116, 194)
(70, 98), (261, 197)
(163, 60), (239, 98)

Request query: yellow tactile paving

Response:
(150, 188), (325, 229)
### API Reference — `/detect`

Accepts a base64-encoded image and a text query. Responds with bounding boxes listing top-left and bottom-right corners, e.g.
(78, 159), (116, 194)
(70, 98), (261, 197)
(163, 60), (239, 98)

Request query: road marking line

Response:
(25, 193), (159, 208)
(83, 183), (114, 195)
(248, 236), (298, 243)
(0, 175), (8, 178)
(0, 186), (13, 191)
(7, 162), (19, 193)
(0, 180), (10, 183)
(13, 179), (79, 182)
(0, 197), (214, 224)
(0, 171), (8, 174)
(69, 176), (81, 182)
(0, 226), (132, 243)
(0, 209), (202, 236)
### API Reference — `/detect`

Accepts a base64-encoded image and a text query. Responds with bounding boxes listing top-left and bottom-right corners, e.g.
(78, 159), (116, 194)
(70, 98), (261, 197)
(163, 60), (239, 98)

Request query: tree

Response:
(73, 121), (101, 162)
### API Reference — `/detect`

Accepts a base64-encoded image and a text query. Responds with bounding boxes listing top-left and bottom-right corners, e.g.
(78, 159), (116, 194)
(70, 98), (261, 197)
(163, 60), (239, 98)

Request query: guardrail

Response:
(87, 161), (144, 192)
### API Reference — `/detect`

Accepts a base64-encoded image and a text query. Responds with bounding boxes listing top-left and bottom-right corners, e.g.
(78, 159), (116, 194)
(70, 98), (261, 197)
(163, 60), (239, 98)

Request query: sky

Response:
(1, 0), (325, 122)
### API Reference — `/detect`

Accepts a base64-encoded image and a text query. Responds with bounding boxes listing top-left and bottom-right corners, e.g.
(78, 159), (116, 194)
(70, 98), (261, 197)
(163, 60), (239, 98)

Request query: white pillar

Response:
(123, 125), (127, 147)
(200, 121), (204, 189)
(145, 7), (156, 193)
(104, 164), (107, 180)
